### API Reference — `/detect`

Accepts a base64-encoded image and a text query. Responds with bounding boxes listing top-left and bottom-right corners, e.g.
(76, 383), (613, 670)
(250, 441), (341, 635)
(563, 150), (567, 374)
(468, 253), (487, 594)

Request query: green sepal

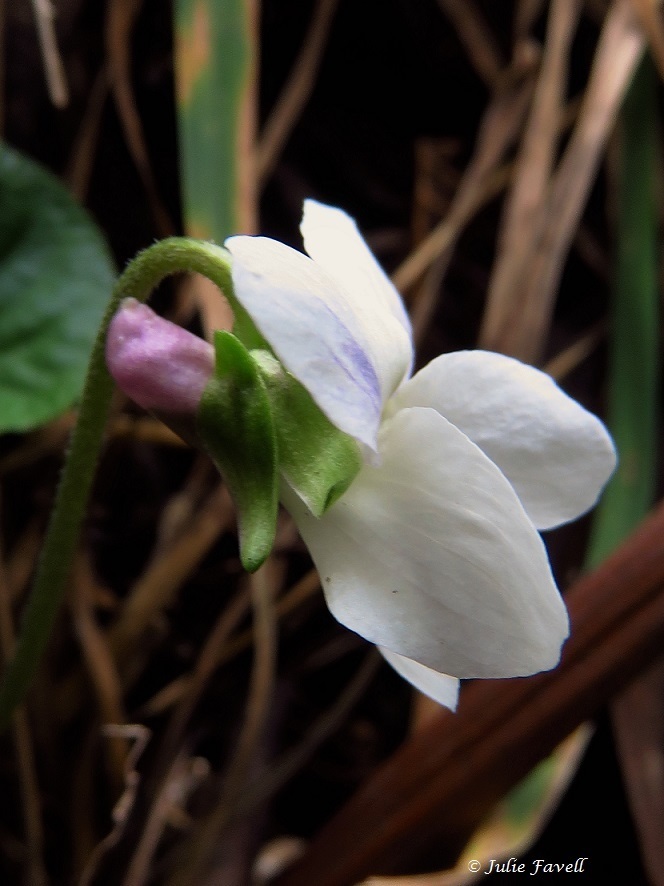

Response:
(197, 331), (278, 572)
(252, 351), (363, 517)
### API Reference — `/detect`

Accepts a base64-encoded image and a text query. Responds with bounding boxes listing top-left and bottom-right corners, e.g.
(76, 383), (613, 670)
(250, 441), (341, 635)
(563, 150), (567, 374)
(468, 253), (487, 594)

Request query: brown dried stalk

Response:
(275, 498), (664, 886)
(482, 0), (582, 345)
(612, 660), (664, 886)
(629, 0), (664, 80)
(105, 0), (174, 235)
(166, 562), (279, 886)
(256, 0), (341, 187)
(0, 500), (48, 886)
(30, 0), (68, 107)
(393, 63), (536, 342)
(479, 0), (644, 362)
(109, 483), (233, 671)
(435, 0), (504, 88)
(71, 552), (127, 794)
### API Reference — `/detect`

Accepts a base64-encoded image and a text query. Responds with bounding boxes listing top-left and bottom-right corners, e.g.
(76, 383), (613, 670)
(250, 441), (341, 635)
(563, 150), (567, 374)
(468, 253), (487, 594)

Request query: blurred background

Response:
(0, 1), (662, 884)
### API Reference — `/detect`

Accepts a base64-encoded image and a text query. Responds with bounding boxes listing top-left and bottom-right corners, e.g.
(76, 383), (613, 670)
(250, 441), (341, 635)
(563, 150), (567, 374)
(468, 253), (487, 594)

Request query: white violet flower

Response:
(107, 200), (617, 711)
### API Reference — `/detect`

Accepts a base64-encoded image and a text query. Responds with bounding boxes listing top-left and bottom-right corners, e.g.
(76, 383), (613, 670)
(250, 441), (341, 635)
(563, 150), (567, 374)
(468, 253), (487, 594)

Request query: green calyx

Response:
(252, 351), (363, 516)
(197, 331), (279, 573)
(197, 336), (362, 572)
(157, 239), (363, 572)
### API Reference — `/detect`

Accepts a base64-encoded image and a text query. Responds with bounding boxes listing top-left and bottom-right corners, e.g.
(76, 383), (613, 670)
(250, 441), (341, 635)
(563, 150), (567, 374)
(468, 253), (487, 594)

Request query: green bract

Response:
(197, 332), (362, 573)
(197, 331), (278, 573)
(252, 350), (362, 517)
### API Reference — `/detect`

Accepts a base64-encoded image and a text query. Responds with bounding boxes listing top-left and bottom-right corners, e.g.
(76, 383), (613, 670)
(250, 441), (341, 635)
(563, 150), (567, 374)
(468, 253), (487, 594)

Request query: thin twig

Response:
(408, 165), (511, 343)
(629, 0), (664, 81)
(136, 568), (320, 717)
(393, 67), (535, 296)
(79, 725), (152, 886)
(514, 0), (547, 43)
(122, 586), (251, 885)
(66, 66), (109, 201)
(0, 494), (48, 886)
(109, 483), (233, 670)
(157, 585), (252, 781)
(30, 0), (68, 107)
(152, 455), (217, 555)
(239, 651), (381, 816)
(435, 0), (504, 88)
(119, 751), (208, 886)
(393, 61), (537, 340)
(612, 660), (664, 886)
(5, 519), (43, 606)
(483, 0), (582, 345)
(394, 164), (511, 296)
(543, 322), (606, 380)
(167, 562), (279, 886)
(105, 0), (174, 235)
(71, 552), (128, 794)
(479, 0), (645, 362)
(256, 0), (341, 186)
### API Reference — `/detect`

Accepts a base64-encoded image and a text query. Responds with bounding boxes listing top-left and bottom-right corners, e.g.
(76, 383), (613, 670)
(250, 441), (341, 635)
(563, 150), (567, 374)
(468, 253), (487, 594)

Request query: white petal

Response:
(300, 200), (413, 400)
(378, 647), (460, 710)
(283, 407), (569, 680)
(300, 200), (411, 335)
(225, 235), (383, 449)
(391, 350), (617, 530)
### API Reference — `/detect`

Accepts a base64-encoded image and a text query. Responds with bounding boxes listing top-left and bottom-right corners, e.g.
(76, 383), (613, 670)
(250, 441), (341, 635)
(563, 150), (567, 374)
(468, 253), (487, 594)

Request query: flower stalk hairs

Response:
(105, 200), (616, 710)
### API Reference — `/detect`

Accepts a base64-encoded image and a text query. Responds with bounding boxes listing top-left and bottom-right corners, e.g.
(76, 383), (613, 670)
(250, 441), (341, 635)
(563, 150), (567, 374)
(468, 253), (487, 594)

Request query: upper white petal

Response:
(225, 235), (383, 449)
(284, 407), (569, 680)
(300, 200), (413, 400)
(378, 647), (460, 710)
(391, 350), (617, 530)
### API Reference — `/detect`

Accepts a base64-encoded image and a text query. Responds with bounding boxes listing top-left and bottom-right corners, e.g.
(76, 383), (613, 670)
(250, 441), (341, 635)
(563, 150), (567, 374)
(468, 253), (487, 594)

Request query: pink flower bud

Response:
(105, 298), (214, 415)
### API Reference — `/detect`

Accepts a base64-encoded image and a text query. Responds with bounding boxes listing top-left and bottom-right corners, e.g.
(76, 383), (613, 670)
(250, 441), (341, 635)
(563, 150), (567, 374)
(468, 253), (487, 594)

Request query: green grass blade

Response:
(174, 0), (258, 240)
(587, 54), (659, 566)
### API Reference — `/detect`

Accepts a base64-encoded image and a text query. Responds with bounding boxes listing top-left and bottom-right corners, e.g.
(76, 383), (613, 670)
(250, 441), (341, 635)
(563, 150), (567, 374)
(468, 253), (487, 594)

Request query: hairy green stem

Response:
(0, 237), (233, 730)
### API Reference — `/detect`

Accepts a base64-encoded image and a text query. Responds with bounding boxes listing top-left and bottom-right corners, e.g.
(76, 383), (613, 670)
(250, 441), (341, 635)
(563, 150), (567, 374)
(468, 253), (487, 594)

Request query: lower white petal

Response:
(391, 350), (617, 530)
(284, 407), (569, 680)
(379, 647), (460, 710)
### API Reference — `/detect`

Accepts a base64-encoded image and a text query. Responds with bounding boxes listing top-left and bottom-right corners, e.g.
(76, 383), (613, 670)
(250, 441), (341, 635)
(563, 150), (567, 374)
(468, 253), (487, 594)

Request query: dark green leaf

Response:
(0, 143), (115, 432)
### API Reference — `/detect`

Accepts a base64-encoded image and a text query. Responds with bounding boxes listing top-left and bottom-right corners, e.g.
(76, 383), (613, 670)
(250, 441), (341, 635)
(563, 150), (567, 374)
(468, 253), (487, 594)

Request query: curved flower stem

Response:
(0, 237), (234, 730)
